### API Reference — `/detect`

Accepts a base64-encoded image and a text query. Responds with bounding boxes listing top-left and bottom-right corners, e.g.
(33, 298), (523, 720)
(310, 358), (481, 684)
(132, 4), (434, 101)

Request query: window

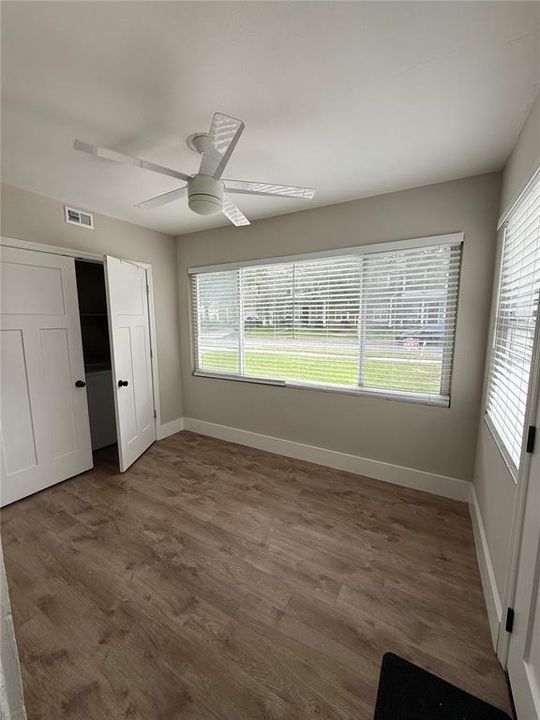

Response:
(190, 234), (462, 405)
(486, 174), (540, 473)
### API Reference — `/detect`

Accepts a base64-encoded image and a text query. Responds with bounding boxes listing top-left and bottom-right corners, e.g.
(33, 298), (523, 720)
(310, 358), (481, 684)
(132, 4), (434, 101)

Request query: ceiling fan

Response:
(74, 112), (315, 227)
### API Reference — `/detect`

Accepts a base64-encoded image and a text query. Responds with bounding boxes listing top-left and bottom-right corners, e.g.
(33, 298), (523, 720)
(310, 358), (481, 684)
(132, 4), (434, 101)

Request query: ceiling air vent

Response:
(64, 206), (94, 230)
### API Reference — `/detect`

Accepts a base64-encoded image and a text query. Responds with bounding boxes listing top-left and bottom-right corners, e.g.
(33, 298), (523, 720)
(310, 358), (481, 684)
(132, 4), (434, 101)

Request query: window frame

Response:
(484, 172), (540, 480)
(483, 224), (519, 479)
(188, 232), (464, 407)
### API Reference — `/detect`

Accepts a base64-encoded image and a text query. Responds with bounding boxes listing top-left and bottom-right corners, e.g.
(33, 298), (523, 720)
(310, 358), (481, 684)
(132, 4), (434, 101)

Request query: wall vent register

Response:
(189, 234), (463, 406)
(64, 206), (94, 229)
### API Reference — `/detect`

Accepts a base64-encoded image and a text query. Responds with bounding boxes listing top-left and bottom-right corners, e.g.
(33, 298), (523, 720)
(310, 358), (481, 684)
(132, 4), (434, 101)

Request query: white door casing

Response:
(105, 256), (156, 472)
(507, 394), (540, 719)
(0, 247), (92, 506)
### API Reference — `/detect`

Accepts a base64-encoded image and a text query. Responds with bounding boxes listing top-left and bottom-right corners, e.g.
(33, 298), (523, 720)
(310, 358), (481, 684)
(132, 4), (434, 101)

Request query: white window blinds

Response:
(486, 174), (540, 472)
(190, 237), (462, 405)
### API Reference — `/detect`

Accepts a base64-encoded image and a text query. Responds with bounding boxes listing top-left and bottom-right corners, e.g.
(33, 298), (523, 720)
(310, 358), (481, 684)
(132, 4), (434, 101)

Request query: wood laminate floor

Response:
(2, 431), (510, 719)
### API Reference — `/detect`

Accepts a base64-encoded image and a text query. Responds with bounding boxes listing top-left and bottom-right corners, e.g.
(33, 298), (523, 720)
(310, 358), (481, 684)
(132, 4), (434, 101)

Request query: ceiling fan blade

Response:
(223, 179), (315, 199)
(222, 196), (250, 227)
(74, 139), (191, 182)
(199, 113), (244, 179)
(135, 186), (186, 209)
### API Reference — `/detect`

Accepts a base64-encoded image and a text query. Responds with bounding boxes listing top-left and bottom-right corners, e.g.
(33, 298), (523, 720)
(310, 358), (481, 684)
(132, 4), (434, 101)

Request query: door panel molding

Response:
(105, 255), (156, 471)
(0, 328), (37, 474)
(1, 246), (93, 505)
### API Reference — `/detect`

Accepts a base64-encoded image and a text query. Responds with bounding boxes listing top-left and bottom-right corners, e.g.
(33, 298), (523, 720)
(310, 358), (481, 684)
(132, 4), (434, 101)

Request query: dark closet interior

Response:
(75, 260), (117, 451)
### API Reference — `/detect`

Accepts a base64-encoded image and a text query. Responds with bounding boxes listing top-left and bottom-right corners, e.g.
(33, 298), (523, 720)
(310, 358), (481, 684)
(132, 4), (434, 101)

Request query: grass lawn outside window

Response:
(200, 349), (442, 394)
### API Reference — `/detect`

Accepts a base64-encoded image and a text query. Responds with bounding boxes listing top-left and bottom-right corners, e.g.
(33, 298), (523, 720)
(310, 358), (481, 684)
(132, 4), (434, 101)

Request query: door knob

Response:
(118, 380), (129, 387)
(75, 380), (86, 388)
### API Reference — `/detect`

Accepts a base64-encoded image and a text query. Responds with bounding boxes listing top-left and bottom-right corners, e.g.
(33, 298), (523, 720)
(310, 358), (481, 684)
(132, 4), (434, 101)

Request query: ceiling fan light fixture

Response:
(187, 174), (223, 216)
(74, 111), (315, 227)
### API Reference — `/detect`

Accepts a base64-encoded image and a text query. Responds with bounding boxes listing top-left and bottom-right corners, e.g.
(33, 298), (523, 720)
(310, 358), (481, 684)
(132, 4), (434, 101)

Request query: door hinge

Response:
(505, 607), (515, 633)
(154, 409), (157, 419)
(526, 425), (536, 453)
(150, 347), (153, 359)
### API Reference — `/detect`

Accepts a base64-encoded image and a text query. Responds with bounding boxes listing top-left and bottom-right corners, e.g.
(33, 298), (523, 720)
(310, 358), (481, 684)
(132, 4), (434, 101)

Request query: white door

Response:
(105, 256), (156, 471)
(0, 247), (92, 506)
(507, 397), (540, 718)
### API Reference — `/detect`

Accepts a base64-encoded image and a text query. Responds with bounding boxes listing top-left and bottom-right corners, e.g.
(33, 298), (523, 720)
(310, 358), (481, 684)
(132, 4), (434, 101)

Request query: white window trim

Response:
(193, 369), (450, 407)
(483, 413), (519, 481)
(482, 222), (521, 482)
(189, 232), (463, 407)
(187, 232), (463, 275)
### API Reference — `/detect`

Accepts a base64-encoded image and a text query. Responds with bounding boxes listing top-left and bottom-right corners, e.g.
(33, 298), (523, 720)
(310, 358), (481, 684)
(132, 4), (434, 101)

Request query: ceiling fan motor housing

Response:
(188, 175), (223, 216)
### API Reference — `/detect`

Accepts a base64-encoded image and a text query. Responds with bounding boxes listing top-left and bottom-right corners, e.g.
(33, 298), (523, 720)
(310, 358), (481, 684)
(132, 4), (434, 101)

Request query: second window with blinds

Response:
(190, 234), (463, 405)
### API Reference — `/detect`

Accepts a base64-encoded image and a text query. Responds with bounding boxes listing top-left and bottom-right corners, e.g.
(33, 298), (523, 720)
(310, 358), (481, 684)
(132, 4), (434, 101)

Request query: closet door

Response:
(0, 247), (92, 506)
(105, 256), (156, 472)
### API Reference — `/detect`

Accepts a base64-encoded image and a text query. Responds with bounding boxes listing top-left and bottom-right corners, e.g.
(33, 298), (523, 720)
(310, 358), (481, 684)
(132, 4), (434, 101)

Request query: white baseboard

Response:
(157, 417), (184, 440)
(469, 486), (503, 649)
(182, 417), (471, 502)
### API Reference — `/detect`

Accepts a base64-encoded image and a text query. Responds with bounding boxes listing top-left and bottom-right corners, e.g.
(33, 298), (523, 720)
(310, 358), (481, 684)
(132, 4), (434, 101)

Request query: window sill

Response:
(482, 413), (518, 483)
(193, 370), (450, 408)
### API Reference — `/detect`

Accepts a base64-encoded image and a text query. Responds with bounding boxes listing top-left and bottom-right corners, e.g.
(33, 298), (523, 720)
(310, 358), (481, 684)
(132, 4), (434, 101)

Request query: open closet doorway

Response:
(75, 260), (117, 454)
(0, 239), (160, 506)
(75, 256), (158, 471)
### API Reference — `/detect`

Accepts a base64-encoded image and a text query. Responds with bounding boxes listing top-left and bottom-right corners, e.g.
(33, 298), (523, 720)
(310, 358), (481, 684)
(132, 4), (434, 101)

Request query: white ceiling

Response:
(2, 2), (539, 236)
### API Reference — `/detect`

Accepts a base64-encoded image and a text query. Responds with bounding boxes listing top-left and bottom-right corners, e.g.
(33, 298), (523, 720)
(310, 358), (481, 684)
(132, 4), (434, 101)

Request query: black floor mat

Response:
(374, 653), (511, 720)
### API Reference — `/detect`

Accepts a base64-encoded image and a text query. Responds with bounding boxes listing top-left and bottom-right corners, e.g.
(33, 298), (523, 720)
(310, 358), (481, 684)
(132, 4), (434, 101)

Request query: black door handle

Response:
(118, 380), (129, 387)
(75, 380), (86, 388)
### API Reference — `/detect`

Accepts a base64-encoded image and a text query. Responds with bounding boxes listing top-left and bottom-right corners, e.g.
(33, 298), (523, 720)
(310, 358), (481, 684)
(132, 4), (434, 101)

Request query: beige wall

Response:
(177, 173), (501, 481)
(500, 91), (540, 217)
(474, 91), (540, 607)
(1, 183), (182, 425)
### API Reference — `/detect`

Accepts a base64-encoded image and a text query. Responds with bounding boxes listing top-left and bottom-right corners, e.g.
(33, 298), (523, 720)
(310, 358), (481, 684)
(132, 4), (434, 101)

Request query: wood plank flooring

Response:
(2, 431), (511, 719)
